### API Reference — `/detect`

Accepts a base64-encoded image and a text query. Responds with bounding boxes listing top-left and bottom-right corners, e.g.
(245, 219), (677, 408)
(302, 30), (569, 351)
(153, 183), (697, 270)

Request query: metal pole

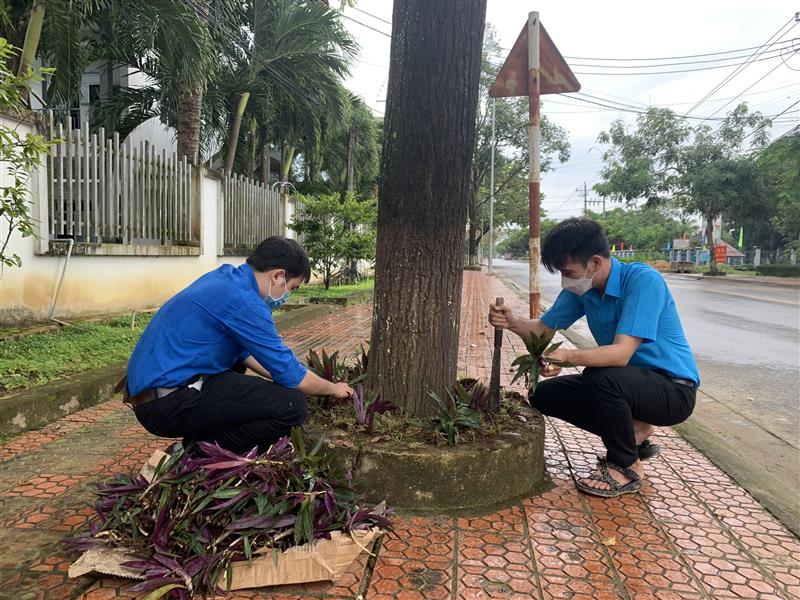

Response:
(527, 12), (541, 318)
(488, 97), (496, 276)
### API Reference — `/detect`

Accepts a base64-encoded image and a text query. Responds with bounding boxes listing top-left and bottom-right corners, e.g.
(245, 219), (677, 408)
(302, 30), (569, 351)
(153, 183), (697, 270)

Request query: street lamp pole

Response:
(488, 97), (496, 276)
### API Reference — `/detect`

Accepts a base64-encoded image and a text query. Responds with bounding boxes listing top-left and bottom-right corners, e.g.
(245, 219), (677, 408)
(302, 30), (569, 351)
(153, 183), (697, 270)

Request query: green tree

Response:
(289, 193), (376, 289)
(496, 218), (556, 259)
(595, 103), (771, 273)
(0, 38), (57, 267)
(593, 207), (693, 251)
(760, 131), (800, 249)
(466, 26), (570, 266)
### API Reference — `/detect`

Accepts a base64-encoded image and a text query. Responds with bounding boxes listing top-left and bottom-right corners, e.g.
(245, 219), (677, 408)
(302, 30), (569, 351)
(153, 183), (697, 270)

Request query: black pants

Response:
(531, 366), (696, 468)
(133, 371), (308, 455)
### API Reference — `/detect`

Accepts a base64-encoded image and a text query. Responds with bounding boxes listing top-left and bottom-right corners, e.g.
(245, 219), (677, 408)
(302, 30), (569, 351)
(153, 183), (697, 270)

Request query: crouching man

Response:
(489, 218), (699, 497)
(121, 236), (352, 454)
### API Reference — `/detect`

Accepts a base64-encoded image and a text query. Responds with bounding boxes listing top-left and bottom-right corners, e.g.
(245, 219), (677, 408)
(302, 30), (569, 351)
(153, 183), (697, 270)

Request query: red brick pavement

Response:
(0, 270), (798, 599)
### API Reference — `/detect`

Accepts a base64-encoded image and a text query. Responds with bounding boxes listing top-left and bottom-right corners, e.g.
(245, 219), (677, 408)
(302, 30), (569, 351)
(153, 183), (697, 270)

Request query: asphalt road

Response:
(491, 258), (800, 532)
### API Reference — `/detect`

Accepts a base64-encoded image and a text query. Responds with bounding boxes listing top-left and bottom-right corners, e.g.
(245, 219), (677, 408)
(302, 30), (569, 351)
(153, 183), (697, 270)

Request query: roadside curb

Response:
(675, 273), (800, 289)
(0, 304), (345, 439)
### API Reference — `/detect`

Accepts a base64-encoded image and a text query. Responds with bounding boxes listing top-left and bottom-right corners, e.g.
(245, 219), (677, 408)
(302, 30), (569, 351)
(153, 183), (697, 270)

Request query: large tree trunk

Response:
(367, 0), (487, 416)
(260, 144), (270, 184)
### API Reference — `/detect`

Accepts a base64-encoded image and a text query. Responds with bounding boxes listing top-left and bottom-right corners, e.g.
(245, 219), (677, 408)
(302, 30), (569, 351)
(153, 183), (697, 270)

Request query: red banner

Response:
(715, 245), (727, 263)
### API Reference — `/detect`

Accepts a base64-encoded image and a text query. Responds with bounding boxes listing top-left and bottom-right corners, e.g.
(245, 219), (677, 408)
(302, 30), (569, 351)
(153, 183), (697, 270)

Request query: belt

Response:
(669, 376), (696, 390)
(115, 375), (205, 409)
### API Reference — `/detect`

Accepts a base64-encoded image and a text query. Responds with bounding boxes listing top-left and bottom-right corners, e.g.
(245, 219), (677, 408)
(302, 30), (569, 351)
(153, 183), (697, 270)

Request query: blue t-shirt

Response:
(541, 258), (700, 386)
(126, 264), (307, 396)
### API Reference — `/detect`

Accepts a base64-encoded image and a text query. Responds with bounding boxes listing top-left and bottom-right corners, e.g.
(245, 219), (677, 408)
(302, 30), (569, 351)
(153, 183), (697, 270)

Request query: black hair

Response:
(247, 236), (311, 282)
(541, 217), (610, 273)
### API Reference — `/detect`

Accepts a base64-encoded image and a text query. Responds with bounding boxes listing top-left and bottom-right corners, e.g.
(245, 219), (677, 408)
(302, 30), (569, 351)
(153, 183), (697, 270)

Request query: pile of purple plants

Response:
(67, 430), (392, 599)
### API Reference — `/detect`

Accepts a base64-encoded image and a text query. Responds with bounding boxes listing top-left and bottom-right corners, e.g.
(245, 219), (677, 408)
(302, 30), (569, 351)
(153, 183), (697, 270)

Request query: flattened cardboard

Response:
(68, 449), (384, 590)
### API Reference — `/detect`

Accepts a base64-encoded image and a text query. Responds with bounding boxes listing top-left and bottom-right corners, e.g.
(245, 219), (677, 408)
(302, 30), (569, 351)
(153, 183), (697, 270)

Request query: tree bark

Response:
(706, 215), (717, 273)
(260, 144), (269, 184)
(177, 0), (208, 163)
(367, 0), (487, 416)
(224, 92), (250, 174)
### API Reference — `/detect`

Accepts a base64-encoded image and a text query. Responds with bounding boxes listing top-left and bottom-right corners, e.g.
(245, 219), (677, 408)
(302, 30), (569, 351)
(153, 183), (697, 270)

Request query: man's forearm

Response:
(560, 344), (631, 368)
(510, 317), (552, 340)
(296, 370), (337, 396)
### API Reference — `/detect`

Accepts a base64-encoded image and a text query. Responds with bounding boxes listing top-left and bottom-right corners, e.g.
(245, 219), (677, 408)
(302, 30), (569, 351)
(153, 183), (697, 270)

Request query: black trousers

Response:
(133, 371), (308, 455)
(531, 366), (696, 468)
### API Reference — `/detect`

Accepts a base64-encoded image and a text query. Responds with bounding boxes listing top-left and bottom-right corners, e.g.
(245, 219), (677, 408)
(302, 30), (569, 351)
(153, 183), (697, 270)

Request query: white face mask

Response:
(561, 263), (596, 295)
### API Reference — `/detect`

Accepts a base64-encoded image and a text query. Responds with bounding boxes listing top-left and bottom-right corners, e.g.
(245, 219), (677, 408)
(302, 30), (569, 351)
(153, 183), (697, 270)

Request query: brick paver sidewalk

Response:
(1, 271), (798, 599)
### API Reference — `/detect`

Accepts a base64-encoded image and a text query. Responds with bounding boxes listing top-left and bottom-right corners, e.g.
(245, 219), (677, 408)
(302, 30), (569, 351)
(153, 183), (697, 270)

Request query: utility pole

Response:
(488, 98), (496, 276)
(578, 181), (588, 216)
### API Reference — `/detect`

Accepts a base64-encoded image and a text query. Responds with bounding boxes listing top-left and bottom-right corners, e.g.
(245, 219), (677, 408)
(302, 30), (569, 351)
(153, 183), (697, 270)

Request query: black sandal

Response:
(597, 440), (661, 463)
(575, 461), (641, 498)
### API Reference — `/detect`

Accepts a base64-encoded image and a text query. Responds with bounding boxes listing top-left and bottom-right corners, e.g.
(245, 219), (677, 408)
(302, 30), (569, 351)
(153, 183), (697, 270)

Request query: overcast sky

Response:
(339, 1), (800, 220)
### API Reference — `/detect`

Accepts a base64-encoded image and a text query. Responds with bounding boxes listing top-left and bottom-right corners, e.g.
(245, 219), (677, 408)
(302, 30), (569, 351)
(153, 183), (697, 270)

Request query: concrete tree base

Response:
(313, 408), (546, 514)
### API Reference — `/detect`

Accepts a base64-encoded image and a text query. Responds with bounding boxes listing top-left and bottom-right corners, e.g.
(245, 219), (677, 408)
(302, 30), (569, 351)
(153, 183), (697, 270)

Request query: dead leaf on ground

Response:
(602, 536), (617, 547)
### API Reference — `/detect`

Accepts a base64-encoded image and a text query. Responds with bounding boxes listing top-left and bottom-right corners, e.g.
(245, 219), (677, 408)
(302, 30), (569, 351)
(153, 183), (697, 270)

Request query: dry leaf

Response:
(602, 536), (617, 547)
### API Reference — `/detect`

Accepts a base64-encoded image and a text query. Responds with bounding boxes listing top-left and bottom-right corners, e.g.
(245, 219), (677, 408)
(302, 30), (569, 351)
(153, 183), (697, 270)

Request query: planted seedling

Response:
(428, 385), (482, 445)
(510, 330), (575, 390)
(352, 384), (396, 433)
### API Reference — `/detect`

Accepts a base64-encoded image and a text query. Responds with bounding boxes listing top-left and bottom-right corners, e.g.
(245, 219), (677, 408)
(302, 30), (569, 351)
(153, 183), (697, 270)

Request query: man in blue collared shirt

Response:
(489, 218), (698, 498)
(125, 237), (353, 455)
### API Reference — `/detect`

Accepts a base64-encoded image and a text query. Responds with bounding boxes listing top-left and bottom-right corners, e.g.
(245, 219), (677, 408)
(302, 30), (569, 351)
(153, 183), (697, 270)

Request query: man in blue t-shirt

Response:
(123, 236), (353, 455)
(489, 218), (698, 498)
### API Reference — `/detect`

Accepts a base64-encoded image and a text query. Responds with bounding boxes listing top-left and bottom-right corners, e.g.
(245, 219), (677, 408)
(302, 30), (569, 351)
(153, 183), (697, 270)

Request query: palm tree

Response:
(221, 0), (356, 178)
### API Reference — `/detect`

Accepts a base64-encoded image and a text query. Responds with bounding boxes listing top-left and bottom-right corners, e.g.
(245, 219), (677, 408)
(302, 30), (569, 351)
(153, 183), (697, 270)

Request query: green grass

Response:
(692, 264), (758, 276)
(291, 278), (374, 299)
(0, 313), (153, 394)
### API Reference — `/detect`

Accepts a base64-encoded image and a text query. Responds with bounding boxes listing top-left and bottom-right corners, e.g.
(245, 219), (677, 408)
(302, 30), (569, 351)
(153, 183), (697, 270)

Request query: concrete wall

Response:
(0, 114), (296, 325)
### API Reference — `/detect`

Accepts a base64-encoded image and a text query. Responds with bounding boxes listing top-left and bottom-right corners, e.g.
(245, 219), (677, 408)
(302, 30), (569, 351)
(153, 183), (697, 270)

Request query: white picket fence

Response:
(220, 174), (283, 253)
(46, 114), (196, 245)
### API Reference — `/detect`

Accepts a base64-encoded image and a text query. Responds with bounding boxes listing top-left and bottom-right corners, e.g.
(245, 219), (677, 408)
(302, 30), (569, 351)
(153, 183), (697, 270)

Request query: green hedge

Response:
(755, 264), (800, 277)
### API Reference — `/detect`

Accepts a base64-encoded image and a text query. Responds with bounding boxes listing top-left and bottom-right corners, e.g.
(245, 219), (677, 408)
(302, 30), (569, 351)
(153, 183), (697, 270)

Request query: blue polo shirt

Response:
(126, 264), (307, 396)
(542, 258), (700, 386)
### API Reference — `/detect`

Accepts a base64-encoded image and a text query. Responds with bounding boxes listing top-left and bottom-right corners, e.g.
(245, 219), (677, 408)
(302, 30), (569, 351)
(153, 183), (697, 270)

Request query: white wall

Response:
(0, 114), (249, 324)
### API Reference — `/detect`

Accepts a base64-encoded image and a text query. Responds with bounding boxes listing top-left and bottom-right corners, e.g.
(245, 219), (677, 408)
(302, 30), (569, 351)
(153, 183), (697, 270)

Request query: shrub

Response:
(755, 264), (800, 277)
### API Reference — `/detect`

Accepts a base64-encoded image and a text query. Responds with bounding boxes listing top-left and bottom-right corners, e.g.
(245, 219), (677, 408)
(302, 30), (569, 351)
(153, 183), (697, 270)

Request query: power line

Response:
(499, 41), (797, 70)
(698, 57), (792, 122)
(559, 38), (800, 62)
(340, 13), (391, 37)
(685, 14), (799, 116)
(742, 98), (800, 141)
(350, 6), (392, 27)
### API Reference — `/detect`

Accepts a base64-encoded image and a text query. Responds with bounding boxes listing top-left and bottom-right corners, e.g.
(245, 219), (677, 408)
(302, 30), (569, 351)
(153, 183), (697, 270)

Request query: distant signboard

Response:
(715, 244), (727, 263)
(673, 239), (690, 250)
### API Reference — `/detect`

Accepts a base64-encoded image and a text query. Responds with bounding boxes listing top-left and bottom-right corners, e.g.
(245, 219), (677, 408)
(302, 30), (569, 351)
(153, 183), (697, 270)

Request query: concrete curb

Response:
(0, 304), (342, 438)
(675, 273), (800, 289)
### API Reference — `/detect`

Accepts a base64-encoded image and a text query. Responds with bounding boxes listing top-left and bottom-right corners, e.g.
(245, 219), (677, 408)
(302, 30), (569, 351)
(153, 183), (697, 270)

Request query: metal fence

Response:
(220, 173), (283, 253)
(46, 114), (196, 245)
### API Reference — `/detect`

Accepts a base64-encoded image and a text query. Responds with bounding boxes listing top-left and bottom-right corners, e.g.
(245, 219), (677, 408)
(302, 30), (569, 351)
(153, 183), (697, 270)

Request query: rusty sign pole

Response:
(527, 12), (542, 319)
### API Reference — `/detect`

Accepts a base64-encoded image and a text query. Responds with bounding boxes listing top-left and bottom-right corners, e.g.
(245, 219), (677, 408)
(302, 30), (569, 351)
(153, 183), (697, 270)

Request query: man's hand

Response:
(329, 382), (354, 399)
(489, 303), (516, 330)
(541, 347), (572, 378)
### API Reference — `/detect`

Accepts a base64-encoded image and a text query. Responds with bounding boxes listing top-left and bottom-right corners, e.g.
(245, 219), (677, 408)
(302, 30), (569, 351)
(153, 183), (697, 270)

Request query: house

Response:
(720, 241), (746, 266)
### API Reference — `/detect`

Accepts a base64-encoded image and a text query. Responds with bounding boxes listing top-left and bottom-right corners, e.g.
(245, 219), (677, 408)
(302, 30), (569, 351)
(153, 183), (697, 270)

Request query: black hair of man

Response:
(541, 217), (611, 274)
(246, 236), (311, 282)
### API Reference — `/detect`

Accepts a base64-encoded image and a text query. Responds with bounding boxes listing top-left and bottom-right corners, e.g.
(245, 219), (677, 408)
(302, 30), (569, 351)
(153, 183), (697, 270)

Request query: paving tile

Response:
(380, 515), (455, 563)
(367, 556), (452, 600)
(538, 574), (622, 599)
